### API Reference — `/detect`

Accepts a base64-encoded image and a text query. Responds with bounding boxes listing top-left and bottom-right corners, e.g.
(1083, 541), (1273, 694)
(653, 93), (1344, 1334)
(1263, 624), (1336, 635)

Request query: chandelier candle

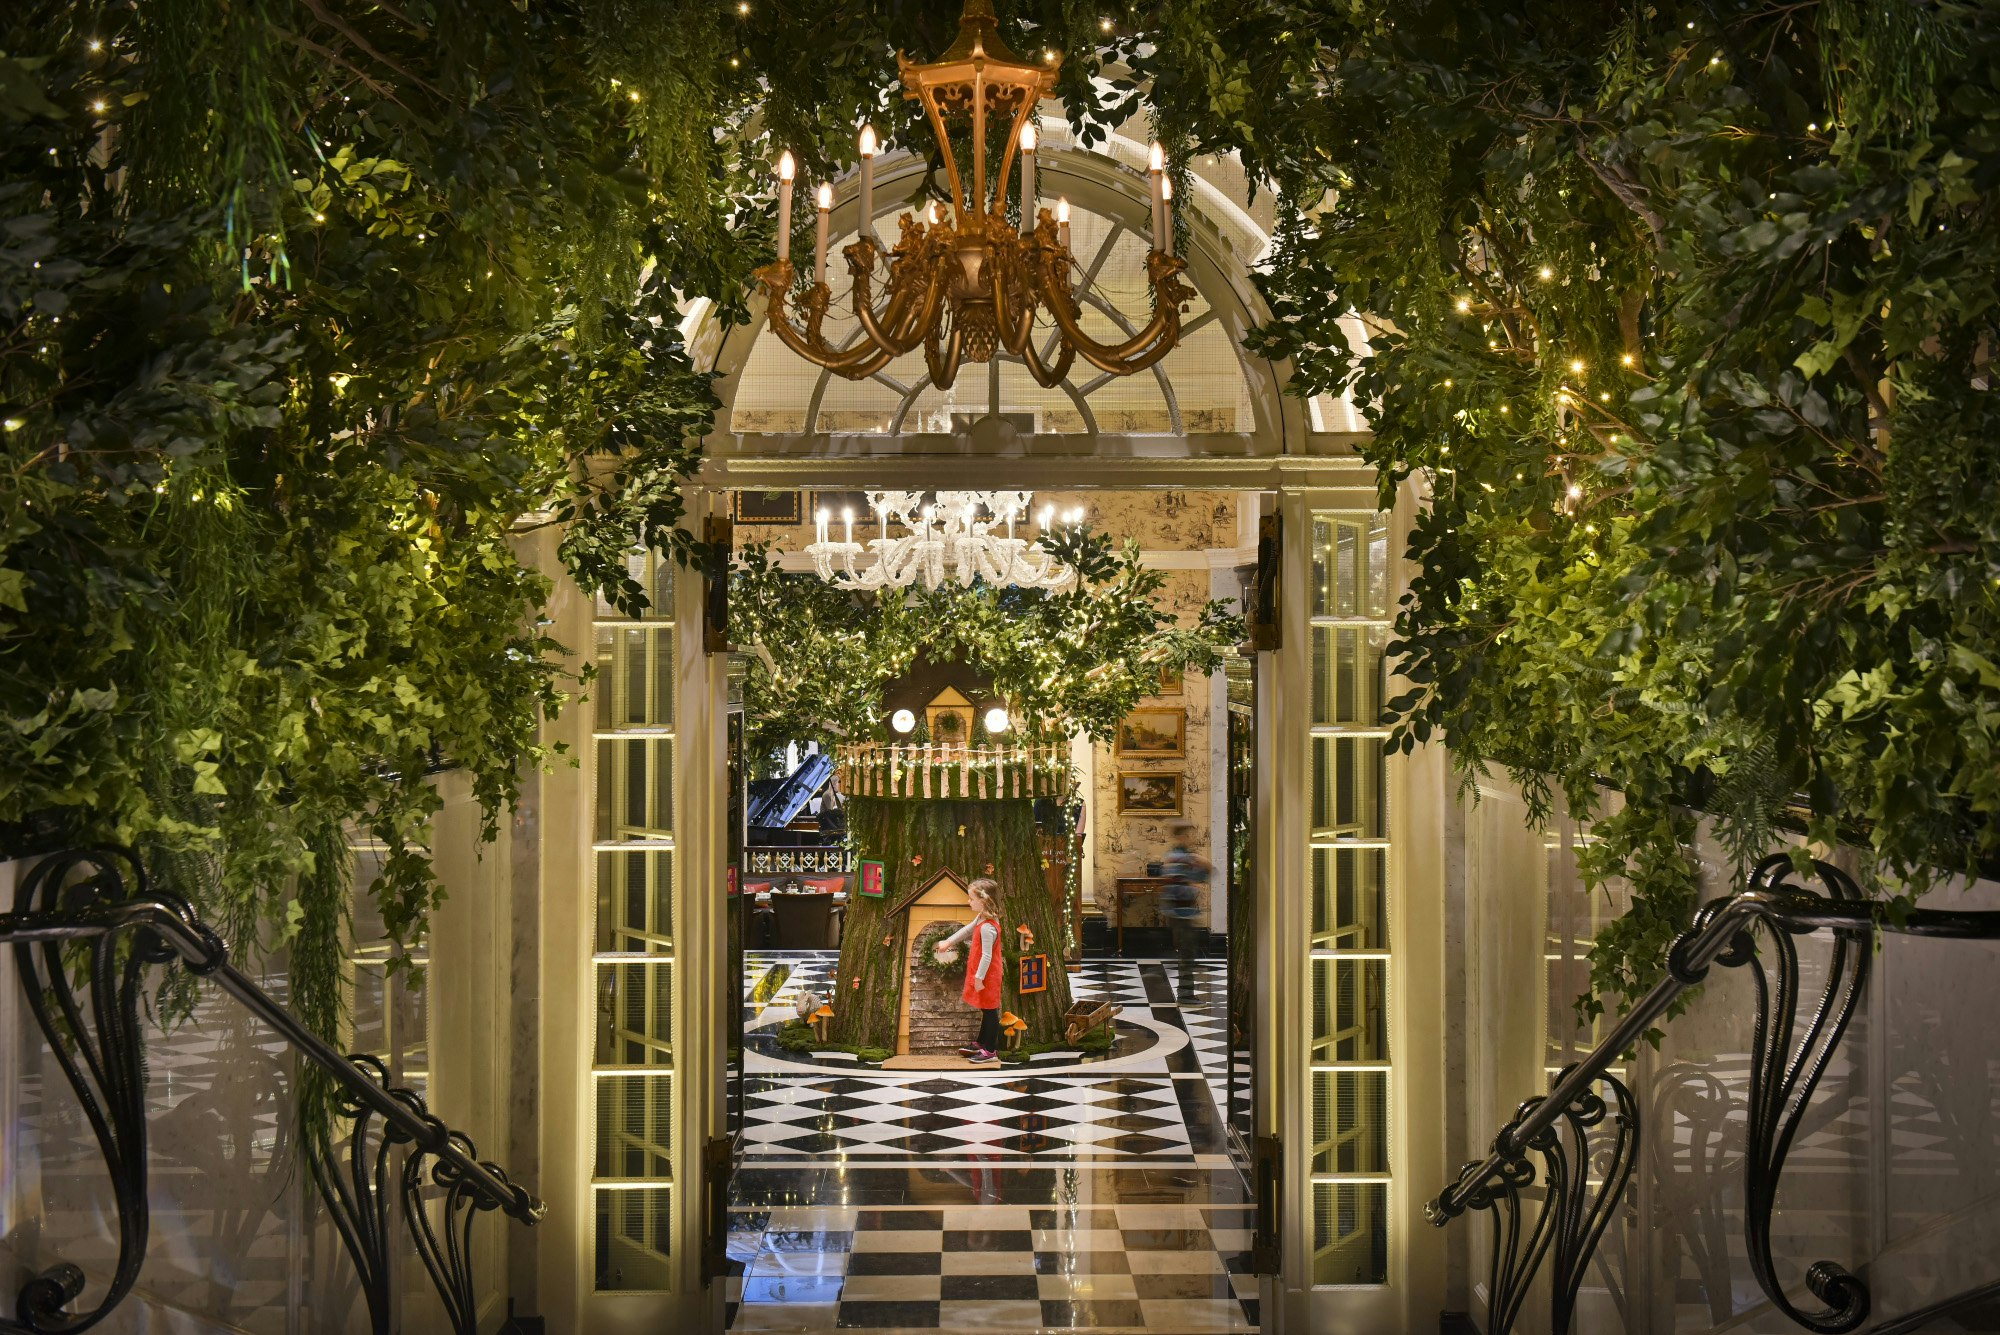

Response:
(814, 182), (833, 276)
(1161, 176), (1175, 257)
(775, 150), (796, 261)
(1057, 196), (1071, 249)
(1149, 141), (1166, 249)
(1019, 123), (1037, 234)
(858, 125), (880, 240)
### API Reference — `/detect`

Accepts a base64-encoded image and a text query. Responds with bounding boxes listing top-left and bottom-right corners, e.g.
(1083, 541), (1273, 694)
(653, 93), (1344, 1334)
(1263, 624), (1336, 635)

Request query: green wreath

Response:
(913, 920), (968, 979)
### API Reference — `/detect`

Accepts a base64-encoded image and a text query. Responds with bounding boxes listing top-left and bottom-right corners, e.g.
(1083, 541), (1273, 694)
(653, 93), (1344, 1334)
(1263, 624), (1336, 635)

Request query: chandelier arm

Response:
(850, 256), (949, 366)
(756, 275), (905, 377)
(1034, 252), (1191, 376)
(987, 233), (1074, 388)
(1015, 306), (1075, 388)
(990, 252), (1038, 357)
(926, 322), (966, 391)
(1039, 279), (1180, 375)
(841, 239), (921, 349)
(848, 240), (934, 348)
(754, 252), (923, 378)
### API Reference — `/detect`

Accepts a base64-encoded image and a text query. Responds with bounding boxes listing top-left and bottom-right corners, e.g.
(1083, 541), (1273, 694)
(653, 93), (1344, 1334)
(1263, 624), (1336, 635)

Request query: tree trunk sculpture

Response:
(832, 795), (1073, 1050)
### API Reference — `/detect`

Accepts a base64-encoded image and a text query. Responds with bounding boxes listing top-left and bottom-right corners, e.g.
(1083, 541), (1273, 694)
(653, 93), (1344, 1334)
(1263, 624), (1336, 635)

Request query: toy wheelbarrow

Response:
(1063, 1000), (1120, 1045)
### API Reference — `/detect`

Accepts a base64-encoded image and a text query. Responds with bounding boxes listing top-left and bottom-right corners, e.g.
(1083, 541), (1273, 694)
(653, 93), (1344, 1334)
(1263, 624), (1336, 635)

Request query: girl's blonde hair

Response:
(966, 877), (1001, 916)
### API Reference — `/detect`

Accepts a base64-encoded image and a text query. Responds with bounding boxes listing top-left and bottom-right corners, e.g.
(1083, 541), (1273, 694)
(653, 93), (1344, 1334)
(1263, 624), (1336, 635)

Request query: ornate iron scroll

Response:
(1431, 1071), (1637, 1335)
(1, 847), (542, 1335)
(4, 847), (219, 1334)
(305, 1055), (414, 1334)
(1684, 856), (1871, 1332)
(402, 1128), (502, 1335)
(1430, 852), (2000, 1335)
(308, 1056), (535, 1335)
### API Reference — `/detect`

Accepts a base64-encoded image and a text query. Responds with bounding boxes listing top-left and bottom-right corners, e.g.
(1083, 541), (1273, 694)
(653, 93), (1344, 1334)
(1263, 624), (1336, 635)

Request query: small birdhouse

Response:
(1000, 1011), (1029, 1051)
(811, 1002), (836, 1042)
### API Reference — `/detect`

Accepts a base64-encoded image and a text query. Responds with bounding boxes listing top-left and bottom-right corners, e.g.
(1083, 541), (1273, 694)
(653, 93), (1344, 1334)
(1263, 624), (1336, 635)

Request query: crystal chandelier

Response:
(805, 491), (1077, 593)
(753, 0), (1193, 390)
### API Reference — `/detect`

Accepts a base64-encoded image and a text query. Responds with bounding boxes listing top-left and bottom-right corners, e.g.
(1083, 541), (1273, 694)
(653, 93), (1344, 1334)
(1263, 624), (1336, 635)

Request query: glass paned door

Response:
(1224, 655), (1257, 1155)
(1306, 512), (1394, 1287)
(725, 662), (748, 1146)
(591, 549), (678, 1293)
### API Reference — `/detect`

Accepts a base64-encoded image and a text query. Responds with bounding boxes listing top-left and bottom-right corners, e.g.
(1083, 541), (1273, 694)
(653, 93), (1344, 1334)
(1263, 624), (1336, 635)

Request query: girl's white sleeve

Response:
(939, 919), (977, 949)
(972, 921), (999, 985)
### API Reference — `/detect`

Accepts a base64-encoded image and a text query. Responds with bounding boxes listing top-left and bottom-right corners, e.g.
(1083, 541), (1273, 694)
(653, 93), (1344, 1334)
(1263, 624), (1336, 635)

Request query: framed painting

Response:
(1118, 772), (1185, 815)
(732, 489), (802, 525)
(1115, 708), (1186, 758)
(1156, 665), (1184, 695)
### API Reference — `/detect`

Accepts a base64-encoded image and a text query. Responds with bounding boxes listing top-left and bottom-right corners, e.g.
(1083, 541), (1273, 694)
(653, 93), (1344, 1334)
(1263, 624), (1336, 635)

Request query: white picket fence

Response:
(835, 741), (1072, 800)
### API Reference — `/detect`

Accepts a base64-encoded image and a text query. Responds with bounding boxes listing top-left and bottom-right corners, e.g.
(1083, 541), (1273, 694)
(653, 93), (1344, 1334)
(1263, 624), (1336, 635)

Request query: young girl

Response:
(935, 878), (1004, 1064)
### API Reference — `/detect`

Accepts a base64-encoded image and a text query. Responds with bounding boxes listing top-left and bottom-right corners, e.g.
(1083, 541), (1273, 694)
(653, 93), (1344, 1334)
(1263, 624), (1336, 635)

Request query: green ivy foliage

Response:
(729, 527), (1242, 761)
(10, 0), (1994, 1040)
(0, 0), (725, 1033)
(1172, 1), (2000, 1012)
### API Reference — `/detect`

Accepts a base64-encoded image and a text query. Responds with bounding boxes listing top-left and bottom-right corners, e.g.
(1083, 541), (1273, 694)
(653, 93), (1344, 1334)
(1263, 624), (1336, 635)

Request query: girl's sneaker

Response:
(966, 1049), (998, 1065)
(957, 1045), (984, 1057)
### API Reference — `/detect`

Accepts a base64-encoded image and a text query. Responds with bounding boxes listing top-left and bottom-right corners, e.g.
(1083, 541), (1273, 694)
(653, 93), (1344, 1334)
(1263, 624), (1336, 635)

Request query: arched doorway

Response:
(533, 127), (1445, 1335)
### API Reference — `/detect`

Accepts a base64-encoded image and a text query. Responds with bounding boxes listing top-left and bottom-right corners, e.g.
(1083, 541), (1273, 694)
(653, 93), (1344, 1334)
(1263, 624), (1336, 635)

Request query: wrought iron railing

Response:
(1428, 853), (2000, 1335)
(1, 846), (543, 1335)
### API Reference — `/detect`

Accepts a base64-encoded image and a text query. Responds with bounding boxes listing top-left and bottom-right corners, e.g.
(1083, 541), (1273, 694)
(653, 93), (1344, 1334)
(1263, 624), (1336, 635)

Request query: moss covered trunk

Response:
(833, 796), (1073, 1049)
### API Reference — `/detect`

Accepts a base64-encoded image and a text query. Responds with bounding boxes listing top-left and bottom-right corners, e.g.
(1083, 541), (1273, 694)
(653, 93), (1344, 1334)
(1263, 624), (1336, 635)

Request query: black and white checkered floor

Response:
(725, 1200), (1259, 1333)
(730, 953), (1257, 1330)
(739, 954), (1242, 1164)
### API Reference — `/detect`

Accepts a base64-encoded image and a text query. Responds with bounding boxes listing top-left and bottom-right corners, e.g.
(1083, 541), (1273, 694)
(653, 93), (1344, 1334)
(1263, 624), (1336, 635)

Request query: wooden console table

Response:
(1113, 877), (1173, 955)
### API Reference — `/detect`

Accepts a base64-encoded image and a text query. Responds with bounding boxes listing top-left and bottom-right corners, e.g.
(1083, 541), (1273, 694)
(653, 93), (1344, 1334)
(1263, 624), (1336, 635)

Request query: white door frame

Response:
(533, 122), (1446, 1331)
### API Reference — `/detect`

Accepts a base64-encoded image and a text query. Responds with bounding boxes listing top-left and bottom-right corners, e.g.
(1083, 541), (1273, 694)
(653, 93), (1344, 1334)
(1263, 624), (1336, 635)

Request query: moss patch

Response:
(774, 1020), (890, 1064)
(995, 1026), (1113, 1063)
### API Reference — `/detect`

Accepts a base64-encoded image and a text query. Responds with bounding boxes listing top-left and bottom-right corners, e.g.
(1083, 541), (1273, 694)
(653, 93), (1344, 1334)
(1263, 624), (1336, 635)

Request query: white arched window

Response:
(729, 193), (1253, 437)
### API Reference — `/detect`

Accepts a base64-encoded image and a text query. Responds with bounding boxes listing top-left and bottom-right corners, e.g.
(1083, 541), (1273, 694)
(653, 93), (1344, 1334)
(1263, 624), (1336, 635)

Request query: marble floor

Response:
(728, 954), (1258, 1332)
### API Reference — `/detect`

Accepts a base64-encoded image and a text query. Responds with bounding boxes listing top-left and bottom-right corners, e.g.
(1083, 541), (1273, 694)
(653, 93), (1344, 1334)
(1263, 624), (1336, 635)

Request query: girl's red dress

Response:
(961, 913), (1003, 1009)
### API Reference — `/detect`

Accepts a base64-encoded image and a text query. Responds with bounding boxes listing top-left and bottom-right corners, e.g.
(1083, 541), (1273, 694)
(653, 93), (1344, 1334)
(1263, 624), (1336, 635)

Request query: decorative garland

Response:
(912, 920), (967, 979)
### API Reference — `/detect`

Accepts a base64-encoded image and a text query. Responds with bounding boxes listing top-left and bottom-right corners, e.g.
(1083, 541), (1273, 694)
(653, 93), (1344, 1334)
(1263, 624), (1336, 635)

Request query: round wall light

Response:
(891, 708), (917, 734)
(983, 706), (1011, 735)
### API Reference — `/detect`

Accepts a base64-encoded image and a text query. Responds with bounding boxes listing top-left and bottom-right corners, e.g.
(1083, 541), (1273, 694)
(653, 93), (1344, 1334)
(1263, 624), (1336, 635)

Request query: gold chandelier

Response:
(753, 0), (1193, 390)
